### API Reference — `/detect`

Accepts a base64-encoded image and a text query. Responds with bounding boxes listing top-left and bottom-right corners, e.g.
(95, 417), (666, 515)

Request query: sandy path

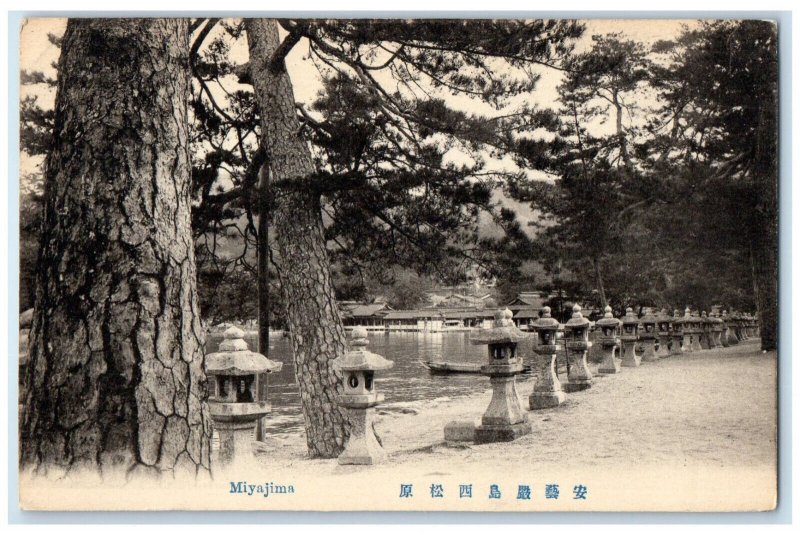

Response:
(257, 340), (776, 471)
(19, 341), (776, 511)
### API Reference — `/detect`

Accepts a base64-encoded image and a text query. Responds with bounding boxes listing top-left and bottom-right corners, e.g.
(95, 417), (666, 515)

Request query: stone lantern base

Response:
(475, 374), (531, 443)
(529, 390), (567, 409)
(691, 334), (703, 352)
(597, 343), (620, 374)
(670, 336), (683, 356)
(720, 330), (730, 347)
(700, 332), (711, 350)
(475, 421), (532, 444)
(657, 336), (671, 358)
(214, 419), (258, 466)
(641, 338), (658, 362)
(621, 341), (640, 367)
(713, 331), (723, 347)
(708, 332), (718, 349)
(339, 405), (386, 465)
(564, 347), (592, 392)
(529, 351), (566, 409)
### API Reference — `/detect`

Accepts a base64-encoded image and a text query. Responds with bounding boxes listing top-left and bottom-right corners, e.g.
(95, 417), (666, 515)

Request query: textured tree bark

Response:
(255, 167), (270, 441)
(750, 217), (778, 351)
(749, 95), (778, 352)
(245, 19), (350, 457)
(20, 19), (211, 477)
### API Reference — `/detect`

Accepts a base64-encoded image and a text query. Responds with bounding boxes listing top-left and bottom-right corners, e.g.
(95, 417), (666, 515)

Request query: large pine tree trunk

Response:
(20, 19), (211, 477)
(750, 233), (777, 350)
(750, 82), (778, 352)
(245, 19), (349, 457)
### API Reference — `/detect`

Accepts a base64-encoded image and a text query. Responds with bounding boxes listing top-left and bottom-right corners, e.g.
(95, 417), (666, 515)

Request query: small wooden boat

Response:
(422, 359), (484, 374)
(422, 357), (532, 375)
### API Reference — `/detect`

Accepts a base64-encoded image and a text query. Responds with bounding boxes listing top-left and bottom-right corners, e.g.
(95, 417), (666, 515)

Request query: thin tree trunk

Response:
(750, 203), (778, 351)
(255, 167), (270, 441)
(749, 88), (778, 351)
(592, 256), (608, 309)
(21, 19), (211, 477)
(613, 91), (631, 170)
(258, 166), (271, 357)
(245, 19), (349, 457)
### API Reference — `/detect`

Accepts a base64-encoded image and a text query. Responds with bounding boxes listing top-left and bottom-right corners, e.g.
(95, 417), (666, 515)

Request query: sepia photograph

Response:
(12, 9), (782, 515)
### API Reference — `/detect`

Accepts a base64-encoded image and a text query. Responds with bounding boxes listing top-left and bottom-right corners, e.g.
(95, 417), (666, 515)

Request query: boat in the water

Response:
(422, 356), (532, 375)
(421, 359), (484, 374)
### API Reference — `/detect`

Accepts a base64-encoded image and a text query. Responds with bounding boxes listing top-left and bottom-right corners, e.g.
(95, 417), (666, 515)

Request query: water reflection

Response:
(206, 331), (540, 435)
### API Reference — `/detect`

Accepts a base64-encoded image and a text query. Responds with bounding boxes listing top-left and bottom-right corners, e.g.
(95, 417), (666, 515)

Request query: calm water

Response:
(206, 331), (540, 435)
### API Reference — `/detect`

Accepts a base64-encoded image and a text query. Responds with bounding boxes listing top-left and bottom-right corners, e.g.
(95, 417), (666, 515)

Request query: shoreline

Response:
(254, 340), (776, 473)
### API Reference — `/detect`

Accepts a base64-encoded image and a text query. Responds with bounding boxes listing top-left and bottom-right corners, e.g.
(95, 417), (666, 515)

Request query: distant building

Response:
(505, 291), (550, 311)
(512, 308), (541, 331)
(340, 302), (393, 331)
(338, 298), (501, 333)
(503, 291), (556, 330)
(383, 310), (442, 332)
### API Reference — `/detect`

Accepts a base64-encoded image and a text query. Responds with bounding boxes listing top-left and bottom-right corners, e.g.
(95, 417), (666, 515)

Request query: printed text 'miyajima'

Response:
(230, 481), (296, 498)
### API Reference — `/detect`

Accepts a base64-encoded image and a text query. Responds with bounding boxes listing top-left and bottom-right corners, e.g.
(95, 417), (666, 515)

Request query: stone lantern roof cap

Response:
(621, 307), (640, 326)
(206, 326), (283, 376)
(655, 308), (673, 322)
(471, 308), (527, 345)
(333, 327), (394, 372)
(595, 305), (621, 328)
(640, 308), (658, 324)
(564, 304), (590, 329)
(531, 306), (560, 331)
(673, 307), (692, 324)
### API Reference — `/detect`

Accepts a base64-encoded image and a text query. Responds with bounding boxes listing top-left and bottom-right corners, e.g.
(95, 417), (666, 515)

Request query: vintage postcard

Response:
(15, 15), (779, 513)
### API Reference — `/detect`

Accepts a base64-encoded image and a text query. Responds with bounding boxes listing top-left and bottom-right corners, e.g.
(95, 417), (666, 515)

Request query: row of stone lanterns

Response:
(205, 304), (759, 466)
(445, 303), (763, 448)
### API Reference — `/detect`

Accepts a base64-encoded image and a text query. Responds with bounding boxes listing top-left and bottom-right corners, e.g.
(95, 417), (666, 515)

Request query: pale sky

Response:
(18, 17), (700, 236)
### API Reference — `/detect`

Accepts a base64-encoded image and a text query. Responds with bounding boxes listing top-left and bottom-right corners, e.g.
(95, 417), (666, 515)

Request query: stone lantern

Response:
(721, 310), (736, 346)
(332, 327), (394, 465)
(595, 305), (621, 374)
(732, 312), (745, 341)
(563, 304), (593, 392)
(620, 307), (640, 367)
(639, 308), (659, 362)
(726, 311), (738, 342)
(719, 310), (730, 347)
(675, 308), (693, 352)
(655, 308), (672, 358)
(737, 313), (747, 340)
(743, 314), (751, 340)
(746, 313), (757, 339)
(742, 313), (751, 339)
(206, 326), (283, 467)
(670, 309), (684, 356)
(469, 309), (531, 443)
(690, 311), (703, 351)
(708, 311), (723, 348)
(529, 306), (567, 409)
(700, 312), (713, 349)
